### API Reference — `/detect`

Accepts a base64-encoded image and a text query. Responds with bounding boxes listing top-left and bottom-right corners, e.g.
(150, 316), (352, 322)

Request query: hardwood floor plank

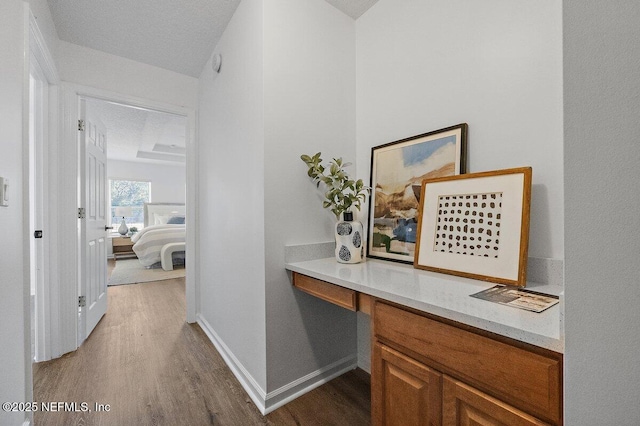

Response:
(33, 276), (370, 425)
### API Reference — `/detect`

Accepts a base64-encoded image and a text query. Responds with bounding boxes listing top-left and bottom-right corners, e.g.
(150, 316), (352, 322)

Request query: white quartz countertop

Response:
(286, 257), (564, 353)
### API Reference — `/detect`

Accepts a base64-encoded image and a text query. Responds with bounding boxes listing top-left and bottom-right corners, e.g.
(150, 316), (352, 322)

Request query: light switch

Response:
(0, 177), (8, 207)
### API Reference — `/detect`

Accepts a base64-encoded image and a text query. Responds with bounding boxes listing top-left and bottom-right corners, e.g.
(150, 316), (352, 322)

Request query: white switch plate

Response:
(0, 177), (8, 207)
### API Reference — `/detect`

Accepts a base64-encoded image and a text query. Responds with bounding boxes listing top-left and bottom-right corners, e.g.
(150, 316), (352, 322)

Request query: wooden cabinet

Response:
(288, 271), (562, 426)
(372, 345), (548, 426)
(373, 343), (442, 426)
(112, 236), (136, 259)
(443, 376), (549, 426)
(372, 300), (562, 426)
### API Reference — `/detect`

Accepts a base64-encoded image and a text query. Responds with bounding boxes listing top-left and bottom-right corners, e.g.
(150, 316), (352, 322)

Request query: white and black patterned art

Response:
(433, 192), (503, 258)
(415, 168), (531, 287)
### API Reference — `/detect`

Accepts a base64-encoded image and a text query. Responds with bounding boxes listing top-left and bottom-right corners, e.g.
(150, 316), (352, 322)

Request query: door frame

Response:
(29, 54), (50, 362)
(27, 8), (60, 363)
(58, 83), (198, 351)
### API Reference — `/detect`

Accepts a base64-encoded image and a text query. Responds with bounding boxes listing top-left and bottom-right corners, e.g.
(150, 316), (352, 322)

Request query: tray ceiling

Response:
(86, 99), (187, 165)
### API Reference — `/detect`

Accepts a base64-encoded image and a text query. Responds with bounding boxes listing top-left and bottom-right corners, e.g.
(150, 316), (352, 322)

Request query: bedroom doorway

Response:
(64, 87), (198, 351)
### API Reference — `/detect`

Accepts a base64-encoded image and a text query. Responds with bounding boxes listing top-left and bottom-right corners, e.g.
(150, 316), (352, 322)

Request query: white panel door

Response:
(80, 99), (108, 340)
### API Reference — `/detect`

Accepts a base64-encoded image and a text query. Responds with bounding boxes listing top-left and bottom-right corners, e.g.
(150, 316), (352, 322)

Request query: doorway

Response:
(27, 10), (60, 363)
(29, 82), (198, 362)
(76, 93), (197, 346)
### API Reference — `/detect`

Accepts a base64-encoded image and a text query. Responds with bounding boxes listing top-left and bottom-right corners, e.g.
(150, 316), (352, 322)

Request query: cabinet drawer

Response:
(292, 272), (357, 311)
(374, 301), (561, 424)
(112, 237), (132, 247)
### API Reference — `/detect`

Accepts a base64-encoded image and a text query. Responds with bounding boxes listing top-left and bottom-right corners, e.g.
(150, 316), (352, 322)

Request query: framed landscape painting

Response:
(367, 123), (468, 263)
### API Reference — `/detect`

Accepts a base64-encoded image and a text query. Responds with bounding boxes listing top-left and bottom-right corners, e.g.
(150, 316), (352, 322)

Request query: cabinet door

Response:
(372, 343), (442, 426)
(443, 376), (550, 426)
(374, 302), (561, 423)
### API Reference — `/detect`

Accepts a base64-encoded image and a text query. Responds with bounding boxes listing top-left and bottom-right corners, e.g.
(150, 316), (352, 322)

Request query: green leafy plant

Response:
(301, 152), (371, 219)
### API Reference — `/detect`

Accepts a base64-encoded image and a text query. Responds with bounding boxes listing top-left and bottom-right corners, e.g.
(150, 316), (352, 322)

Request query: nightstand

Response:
(112, 236), (136, 260)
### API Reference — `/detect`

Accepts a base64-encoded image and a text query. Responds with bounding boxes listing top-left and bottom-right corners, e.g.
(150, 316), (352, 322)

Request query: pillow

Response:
(154, 214), (172, 225)
(166, 216), (185, 224)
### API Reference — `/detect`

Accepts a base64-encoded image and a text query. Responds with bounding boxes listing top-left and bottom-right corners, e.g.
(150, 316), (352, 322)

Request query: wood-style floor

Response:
(33, 265), (370, 426)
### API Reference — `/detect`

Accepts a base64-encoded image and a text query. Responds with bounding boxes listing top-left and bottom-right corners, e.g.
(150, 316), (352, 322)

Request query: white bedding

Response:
(132, 224), (186, 267)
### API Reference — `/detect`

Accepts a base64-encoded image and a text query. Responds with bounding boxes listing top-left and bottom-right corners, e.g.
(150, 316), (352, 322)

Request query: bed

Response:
(131, 203), (186, 270)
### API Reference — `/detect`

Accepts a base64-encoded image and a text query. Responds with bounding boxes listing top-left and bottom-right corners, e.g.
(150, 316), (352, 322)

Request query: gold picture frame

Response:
(414, 167), (532, 287)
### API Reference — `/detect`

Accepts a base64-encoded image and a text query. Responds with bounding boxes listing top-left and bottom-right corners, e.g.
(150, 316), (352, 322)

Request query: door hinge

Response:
(78, 295), (86, 308)
(78, 207), (85, 219)
(78, 119), (85, 131)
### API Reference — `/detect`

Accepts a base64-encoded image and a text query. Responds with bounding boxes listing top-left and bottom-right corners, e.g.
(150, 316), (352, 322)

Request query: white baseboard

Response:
(197, 314), (357, 415)
(264, 354), (357, 414)
(196, 314), (267, 413)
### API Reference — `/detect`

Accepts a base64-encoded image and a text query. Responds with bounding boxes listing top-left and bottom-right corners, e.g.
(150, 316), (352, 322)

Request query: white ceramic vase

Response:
(335, 211), (364, 264)
(118, 217), (129, 236)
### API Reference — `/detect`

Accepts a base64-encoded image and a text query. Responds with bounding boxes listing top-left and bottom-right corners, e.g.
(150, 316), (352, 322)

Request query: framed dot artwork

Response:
(414, 167), (532, 287)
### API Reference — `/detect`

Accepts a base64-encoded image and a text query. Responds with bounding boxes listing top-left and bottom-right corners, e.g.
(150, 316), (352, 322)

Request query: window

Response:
(109, 179), (151, 229)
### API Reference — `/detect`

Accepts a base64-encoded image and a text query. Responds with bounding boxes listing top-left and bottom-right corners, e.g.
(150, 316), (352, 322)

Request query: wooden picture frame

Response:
(414, 167), (532, 287)
(367, 124), (467, 264)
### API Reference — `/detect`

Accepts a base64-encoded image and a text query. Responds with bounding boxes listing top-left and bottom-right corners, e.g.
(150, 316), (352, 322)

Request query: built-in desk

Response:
(286, 257), (563, 352)
(286, 257), (564, 425)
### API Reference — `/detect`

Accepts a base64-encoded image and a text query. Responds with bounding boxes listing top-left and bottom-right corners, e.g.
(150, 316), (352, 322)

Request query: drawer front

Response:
(374, 301), (561, 424)
(292, 272), (357, 311)
(112, 237), (132, 247)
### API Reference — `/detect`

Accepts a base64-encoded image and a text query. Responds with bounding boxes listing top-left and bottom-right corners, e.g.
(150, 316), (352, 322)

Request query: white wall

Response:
(263, 0), (357, 393)
(563, 1), (640, 422)
(0, 2), (28, 425)
(356, 0), (564, 260)
(197, 0), (267, 394)
(109, 160), (186, 204)
(58, 40), (198, 109)
(197, 0), (358, 408)
(353, 0), (563, 380)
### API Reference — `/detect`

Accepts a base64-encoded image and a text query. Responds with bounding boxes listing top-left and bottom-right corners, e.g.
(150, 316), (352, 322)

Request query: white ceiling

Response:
(324, 0), (379, 19)
(48, 0), (243, 77)
(47, 0), (378, 77)
(52, 0), (378, 164)
(86, 99), (187, 165)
